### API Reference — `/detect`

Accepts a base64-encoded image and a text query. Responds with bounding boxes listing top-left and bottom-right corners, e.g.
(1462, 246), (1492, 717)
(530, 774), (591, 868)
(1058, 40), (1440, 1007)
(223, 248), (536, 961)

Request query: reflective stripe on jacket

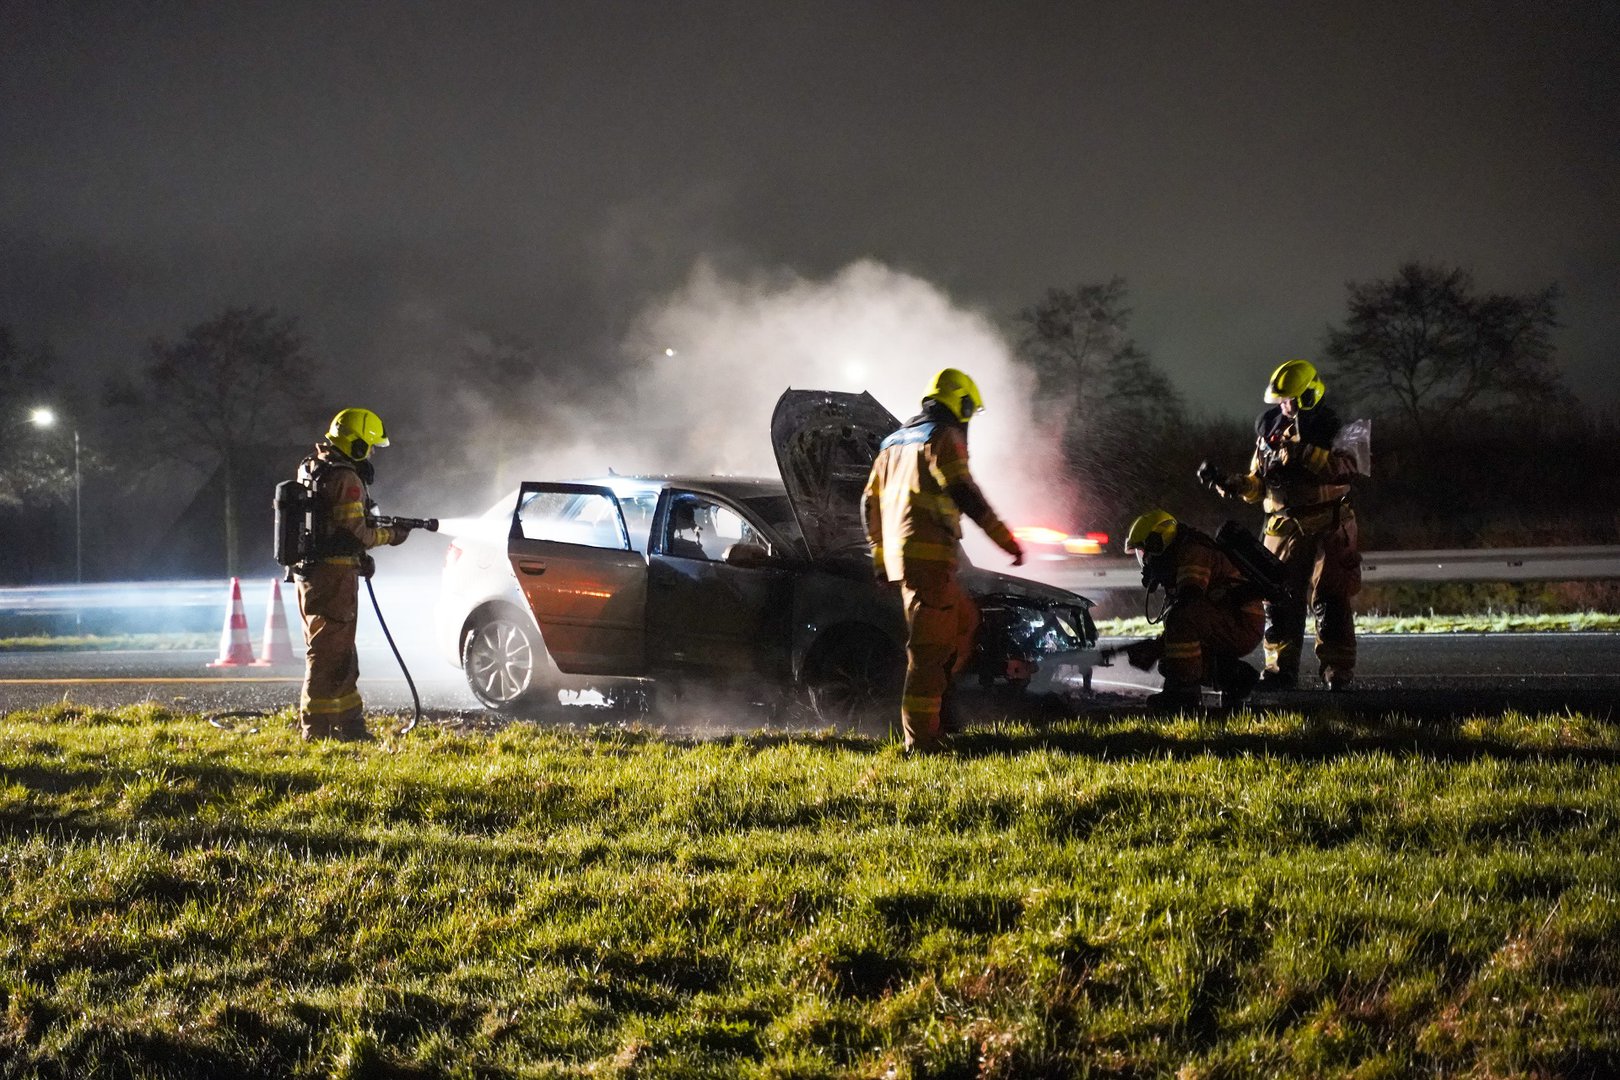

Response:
(862, 414), (1014, 581)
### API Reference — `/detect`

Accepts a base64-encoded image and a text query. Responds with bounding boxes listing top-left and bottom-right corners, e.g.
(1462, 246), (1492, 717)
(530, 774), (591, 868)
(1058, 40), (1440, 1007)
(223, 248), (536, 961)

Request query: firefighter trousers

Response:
(899, 562), (978, 751)
(1160, 593), (1266, 688)
(1263, 507), (1361, 682)
(297, 562), (366, 739)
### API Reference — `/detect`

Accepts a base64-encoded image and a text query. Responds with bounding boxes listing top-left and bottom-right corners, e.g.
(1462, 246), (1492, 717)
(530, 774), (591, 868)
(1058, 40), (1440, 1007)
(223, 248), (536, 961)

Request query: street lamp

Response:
(28, 407), (81, 584)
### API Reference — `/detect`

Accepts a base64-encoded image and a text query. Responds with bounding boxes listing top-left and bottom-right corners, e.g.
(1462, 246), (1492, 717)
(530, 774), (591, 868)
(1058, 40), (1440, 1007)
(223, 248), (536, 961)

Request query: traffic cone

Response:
(206, 577), (256, 668)
(252, 578), (297, 667)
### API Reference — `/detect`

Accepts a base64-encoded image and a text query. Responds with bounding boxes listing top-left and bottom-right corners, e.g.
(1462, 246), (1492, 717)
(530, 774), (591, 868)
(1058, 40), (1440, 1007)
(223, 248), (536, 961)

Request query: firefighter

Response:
(1120, 510), (1264, 708)
(294, 408), (412, 741)
(1198, 359), (1362, 690)
(862, 368), (1025, 753)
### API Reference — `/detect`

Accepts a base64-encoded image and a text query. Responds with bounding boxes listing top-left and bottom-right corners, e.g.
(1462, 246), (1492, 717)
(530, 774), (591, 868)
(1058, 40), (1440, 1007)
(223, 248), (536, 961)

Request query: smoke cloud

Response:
(461, 259), (1071, 556)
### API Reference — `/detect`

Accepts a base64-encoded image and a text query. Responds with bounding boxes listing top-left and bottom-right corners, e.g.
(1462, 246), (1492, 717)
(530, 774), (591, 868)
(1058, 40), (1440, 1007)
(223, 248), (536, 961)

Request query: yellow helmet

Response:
(924, 367), (985, 423)
(1264, 358), (1325, 409)
(1124, 510), (1178, 559)
(327, 408), (390, 461)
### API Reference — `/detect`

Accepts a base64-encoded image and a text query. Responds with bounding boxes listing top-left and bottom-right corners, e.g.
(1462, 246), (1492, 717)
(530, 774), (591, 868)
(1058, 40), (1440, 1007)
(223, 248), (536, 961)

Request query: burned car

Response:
(437, 389), (1099, 718)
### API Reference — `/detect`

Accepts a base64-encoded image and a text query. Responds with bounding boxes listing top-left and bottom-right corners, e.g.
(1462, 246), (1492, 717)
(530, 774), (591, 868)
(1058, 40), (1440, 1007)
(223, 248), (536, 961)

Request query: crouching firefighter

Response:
(287, 408), (413, 741)
(1120, 511), (1265, 709)
(1198, 358), (1363, 690)
(863, 368), (1024, 753)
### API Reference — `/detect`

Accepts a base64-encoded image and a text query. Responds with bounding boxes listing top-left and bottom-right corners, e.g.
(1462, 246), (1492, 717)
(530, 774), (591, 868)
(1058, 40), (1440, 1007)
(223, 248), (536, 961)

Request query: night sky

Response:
(3, 1), (1617, 426)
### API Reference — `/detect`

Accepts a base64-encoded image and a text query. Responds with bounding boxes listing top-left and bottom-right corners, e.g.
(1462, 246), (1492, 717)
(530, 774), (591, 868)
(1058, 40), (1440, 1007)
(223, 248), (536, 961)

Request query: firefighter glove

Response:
(1124, 639), (1162, 670)
(388, 525), (412, 546)
(1197, 460), (1225, 490)
(1009, 540), (1025, 567)
(359, 553), (376, 579)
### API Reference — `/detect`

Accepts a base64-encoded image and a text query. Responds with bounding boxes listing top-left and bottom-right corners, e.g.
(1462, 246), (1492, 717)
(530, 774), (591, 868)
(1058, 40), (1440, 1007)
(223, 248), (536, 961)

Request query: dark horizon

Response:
(3, 1), (1616, 427)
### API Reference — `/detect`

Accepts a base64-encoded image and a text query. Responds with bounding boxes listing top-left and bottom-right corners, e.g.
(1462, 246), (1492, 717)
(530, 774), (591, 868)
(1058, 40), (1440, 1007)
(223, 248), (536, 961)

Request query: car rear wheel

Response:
(802, 628), (904, 729)
(462, 610), (555, 712)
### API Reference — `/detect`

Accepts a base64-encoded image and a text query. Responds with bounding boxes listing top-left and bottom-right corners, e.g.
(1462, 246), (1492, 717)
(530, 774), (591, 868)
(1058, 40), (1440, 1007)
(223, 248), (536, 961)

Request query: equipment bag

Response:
(1214, 520), (1292, 601)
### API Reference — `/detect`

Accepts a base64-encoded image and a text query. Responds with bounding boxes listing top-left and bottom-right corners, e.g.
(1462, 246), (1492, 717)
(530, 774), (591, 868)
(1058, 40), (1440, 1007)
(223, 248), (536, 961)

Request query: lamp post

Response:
(28, 407), (81, 584)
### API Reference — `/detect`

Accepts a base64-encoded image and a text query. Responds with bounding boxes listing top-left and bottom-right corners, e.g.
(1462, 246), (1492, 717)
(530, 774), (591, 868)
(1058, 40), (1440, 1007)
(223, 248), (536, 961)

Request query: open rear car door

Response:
(507, 482), (647, 675)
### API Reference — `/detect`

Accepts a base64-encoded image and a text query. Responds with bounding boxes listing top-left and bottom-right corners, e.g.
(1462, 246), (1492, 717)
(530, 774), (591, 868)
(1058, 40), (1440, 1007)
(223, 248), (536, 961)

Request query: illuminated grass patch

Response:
(0, 704), (1616, 1077)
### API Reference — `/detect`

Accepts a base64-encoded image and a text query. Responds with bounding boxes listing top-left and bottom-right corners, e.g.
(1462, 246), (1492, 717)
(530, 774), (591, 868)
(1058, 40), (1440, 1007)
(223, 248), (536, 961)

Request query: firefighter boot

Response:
(1258, 669), (1298, 691)
(1145, 681), (1203, 710)
(1322, 667), (1354, 692)
(1216, 657), (1260, 707)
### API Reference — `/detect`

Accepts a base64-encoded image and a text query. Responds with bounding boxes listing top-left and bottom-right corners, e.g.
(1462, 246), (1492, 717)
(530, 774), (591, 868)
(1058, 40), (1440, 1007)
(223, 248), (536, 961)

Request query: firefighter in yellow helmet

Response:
(1197, 359), (1362, 690)
(294, 408), (413, 740)
(1120, 510), (1264, 708)
(862, 368), (1025, 752)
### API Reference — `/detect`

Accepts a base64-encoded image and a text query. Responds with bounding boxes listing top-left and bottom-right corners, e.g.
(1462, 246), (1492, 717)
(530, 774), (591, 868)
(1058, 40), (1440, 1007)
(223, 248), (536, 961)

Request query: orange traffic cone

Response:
(206, 577), (256, 668)
(252, 578), (297, 667)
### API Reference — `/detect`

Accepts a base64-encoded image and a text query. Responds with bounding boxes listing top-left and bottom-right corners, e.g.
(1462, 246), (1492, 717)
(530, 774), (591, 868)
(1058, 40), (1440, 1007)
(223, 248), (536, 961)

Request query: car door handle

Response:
(517, 561), (547, 576)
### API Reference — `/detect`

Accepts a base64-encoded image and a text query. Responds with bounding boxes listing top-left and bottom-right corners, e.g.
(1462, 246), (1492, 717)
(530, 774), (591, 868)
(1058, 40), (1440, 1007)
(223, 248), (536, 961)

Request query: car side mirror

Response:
(722, 541), (772, 568)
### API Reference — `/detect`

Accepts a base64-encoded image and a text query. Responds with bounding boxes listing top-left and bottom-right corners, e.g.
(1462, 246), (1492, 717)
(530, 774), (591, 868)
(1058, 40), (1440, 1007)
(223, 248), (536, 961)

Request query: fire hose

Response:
(366, 515), (439, 735)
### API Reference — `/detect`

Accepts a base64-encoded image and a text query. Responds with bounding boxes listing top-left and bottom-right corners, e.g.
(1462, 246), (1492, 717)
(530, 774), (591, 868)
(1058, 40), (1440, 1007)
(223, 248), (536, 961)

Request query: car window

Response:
(662, 492), (769, 562)
(516, 490), (630, 550)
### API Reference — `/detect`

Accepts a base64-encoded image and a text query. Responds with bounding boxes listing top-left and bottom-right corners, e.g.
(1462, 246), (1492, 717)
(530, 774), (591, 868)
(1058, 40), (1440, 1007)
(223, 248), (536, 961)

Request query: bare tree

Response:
(1322, 262), (1562, 434)
(107, 306), (319, 575)
(1012, 278), (1184, 525)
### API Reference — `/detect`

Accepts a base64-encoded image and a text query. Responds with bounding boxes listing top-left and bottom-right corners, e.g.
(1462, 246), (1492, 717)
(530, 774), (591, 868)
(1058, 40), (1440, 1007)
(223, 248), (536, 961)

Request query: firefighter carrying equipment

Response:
(1206, 382), (1363, 687)
(1264, 358), (1325, 409)
(327, 407), (390, 461)
(923, 367), (985, 424)
(1127, 522), (1266, 703)
(292, 437), (409, 741)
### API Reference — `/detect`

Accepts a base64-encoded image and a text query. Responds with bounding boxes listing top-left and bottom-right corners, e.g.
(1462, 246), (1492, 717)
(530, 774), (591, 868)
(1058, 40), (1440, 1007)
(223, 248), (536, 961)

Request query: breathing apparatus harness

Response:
(273, 448), (440, 736)
(1100, 520), (1292, 667)
(1139, 521), (1291, 622)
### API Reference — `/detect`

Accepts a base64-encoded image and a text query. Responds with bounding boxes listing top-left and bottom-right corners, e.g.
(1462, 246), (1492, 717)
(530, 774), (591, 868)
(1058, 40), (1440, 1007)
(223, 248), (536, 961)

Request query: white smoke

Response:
(509, 259), (1069, 538)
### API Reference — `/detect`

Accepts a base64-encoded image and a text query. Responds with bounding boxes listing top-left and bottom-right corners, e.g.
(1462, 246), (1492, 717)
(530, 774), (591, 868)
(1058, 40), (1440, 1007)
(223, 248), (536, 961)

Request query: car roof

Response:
(575, 475), (789, 502)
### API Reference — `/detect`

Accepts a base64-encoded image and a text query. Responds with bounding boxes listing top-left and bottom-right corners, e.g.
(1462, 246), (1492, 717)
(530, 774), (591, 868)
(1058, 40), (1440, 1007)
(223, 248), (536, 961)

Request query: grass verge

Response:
(1, 704), (1617, 1077)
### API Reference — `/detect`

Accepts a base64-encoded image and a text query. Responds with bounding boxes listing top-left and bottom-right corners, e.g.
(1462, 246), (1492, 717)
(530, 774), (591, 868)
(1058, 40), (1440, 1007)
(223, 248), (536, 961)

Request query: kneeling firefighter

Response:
(1197, 359), (1363, 690)
(863, 368), (1024, 753)
(1121, 510), (1265, 709)
(292, 408), (413, 741)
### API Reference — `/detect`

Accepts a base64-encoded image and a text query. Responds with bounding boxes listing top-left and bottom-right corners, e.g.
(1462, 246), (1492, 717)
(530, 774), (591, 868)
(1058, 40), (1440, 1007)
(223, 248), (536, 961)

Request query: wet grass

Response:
(1, 702), (1617, 1077)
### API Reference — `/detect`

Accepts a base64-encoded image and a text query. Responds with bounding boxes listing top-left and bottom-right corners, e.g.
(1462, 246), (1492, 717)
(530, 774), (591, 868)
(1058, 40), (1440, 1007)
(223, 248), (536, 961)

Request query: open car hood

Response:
(771, 389), (900, 561)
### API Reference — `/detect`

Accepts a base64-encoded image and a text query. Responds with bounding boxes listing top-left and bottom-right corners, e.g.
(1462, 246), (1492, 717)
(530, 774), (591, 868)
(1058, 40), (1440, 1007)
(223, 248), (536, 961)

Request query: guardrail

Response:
(0, 548), (1617, 623)
(1027, 545), (1620, 593)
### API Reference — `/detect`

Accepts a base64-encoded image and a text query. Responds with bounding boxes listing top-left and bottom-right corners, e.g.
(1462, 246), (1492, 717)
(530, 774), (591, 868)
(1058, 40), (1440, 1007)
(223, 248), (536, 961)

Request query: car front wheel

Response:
(802, 627), (904, 729)
(462, 610), (554, 711)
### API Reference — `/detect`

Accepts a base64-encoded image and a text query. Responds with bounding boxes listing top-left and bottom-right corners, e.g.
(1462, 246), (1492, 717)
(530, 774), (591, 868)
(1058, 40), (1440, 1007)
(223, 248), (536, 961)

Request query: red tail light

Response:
(444, 541), (464, 567)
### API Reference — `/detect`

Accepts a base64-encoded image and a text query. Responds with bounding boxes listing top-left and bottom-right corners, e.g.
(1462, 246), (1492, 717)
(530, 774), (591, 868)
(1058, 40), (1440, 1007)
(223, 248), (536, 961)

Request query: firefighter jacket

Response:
(297, 443), (400, 565)
(1155, 529), (1265, 616)
(1220, 404), (1358, 517)
(863, 409), (1020, 582)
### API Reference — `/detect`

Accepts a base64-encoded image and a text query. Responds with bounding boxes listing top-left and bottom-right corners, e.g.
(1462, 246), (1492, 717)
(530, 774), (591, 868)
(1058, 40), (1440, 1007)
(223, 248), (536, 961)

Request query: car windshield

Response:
(739, 493), (807, 554)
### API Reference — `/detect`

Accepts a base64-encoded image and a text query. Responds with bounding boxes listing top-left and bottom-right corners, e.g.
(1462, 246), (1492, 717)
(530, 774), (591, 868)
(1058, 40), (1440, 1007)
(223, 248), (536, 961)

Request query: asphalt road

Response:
(1, 633), (1616, 725)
